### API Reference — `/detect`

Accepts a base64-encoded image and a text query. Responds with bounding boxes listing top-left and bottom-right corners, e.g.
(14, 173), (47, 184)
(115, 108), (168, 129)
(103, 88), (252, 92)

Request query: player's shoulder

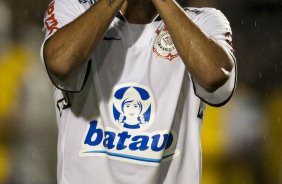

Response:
(184, 7), (229, 25)
(52, 0), (94, 9)
(184, 7), (221, 15)
(53, 0), (94, 3)
(77, 0), (96, 6)
(184, 7), (227, 19)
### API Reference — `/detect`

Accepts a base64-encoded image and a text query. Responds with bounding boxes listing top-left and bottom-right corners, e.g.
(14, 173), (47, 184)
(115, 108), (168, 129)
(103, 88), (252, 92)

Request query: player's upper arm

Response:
(186, 8), (237, 107)
(40, 0), (91, 92)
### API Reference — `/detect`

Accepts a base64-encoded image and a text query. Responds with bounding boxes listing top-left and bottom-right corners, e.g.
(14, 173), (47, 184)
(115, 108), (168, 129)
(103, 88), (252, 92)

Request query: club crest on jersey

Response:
(153, 26), (179, 61)
(111, 84), (154, 131)
(79, 83), (179, 166)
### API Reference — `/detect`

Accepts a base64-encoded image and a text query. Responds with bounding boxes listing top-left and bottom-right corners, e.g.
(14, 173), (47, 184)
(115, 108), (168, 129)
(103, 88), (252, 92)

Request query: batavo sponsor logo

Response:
(110, 83), (155, 131)
(79, 83), (179, 166)
(79, 120), (179, 165)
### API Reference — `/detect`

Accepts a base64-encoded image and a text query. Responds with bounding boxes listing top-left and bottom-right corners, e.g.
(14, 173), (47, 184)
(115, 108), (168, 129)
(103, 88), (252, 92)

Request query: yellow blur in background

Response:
(0, 46), (28, 183)
(0, 47), (28, 119)
(202, 92), (282, 184)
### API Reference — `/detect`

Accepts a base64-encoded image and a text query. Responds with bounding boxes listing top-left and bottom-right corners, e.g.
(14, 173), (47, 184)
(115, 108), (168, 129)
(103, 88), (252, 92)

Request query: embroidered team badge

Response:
(153, 26), (179, 61)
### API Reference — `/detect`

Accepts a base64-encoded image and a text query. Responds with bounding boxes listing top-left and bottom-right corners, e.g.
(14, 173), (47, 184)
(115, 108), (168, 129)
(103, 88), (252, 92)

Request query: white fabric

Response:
(40, 1), (236, 184)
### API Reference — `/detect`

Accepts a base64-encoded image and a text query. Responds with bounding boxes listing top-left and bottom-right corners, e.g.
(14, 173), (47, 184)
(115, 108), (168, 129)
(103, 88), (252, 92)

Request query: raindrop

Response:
(241, 20), (244, 24)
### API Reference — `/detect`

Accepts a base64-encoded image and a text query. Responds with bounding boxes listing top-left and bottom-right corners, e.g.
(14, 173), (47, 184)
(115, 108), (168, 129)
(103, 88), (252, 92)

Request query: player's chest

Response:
(92, 22), (184, 76)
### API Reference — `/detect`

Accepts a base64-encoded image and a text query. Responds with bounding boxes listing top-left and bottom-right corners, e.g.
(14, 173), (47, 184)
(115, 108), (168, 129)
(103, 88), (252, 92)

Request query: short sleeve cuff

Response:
(192, 61), (237, 107)
(40, 36), (91, 92)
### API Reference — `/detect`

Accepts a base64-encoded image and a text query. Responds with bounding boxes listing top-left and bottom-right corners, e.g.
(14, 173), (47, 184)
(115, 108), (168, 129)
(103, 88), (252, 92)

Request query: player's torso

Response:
(91, 16), (187, 127)
(53, 3), (205, 184)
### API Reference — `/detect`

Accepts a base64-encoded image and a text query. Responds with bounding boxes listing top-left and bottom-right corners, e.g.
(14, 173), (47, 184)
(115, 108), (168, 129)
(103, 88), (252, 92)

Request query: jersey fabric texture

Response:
(40, 0), (236, 183)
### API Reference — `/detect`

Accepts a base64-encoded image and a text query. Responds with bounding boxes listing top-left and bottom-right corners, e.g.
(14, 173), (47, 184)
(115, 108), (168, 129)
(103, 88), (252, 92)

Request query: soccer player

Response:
(41, 0), (236, 183)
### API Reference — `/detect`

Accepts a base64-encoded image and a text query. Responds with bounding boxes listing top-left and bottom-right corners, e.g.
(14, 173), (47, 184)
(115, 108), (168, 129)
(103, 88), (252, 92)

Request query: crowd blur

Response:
(0, 0), (281, 183)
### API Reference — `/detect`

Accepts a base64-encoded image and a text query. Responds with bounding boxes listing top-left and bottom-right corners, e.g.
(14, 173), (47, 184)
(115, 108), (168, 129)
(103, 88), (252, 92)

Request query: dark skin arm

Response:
(43, 0), (125, 80)
(152, 0), (234, 92)
(44, 0), (234, 92)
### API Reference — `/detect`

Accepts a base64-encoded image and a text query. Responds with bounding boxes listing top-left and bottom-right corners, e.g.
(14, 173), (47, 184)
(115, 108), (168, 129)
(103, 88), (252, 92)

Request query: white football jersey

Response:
(41, 0), (236, 183)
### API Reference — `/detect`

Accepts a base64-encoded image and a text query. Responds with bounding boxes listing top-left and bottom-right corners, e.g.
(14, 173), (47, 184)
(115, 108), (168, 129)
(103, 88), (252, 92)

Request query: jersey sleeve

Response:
(40, 0), (90, 92)
(186, 8), (237, 107)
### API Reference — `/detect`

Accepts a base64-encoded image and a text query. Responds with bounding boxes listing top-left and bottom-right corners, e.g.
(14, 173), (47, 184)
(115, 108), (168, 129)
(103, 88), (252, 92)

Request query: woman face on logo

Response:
(123, 99), (142, 119)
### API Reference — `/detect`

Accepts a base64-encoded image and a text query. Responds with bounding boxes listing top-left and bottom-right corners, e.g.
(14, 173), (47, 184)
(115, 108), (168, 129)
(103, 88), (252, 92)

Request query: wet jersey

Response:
(40, 0), (236, 183)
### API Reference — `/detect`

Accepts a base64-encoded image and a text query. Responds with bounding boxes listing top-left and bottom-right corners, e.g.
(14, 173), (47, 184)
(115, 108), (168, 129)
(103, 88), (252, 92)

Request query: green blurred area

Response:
(0, 0), (281, 183)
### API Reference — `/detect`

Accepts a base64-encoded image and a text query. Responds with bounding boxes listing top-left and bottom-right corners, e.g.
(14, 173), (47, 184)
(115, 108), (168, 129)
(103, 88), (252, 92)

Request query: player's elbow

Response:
(43, 41), (73, 80)
(202, 78), (226, 93)
(202, 67), (232, 93)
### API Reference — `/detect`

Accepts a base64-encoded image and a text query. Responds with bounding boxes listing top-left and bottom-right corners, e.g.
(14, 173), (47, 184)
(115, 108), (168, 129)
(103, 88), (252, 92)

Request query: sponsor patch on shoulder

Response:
(44, 0), (59, 35)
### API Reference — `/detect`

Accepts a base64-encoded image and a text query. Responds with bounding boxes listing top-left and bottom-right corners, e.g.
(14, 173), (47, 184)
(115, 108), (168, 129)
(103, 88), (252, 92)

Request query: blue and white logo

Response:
(111, 83), (155, 131)
(79, 83), (179, 166)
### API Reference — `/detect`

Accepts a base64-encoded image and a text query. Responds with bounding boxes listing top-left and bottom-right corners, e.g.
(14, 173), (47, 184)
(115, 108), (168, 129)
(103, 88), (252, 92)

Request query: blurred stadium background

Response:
(0, 0), (281, 183)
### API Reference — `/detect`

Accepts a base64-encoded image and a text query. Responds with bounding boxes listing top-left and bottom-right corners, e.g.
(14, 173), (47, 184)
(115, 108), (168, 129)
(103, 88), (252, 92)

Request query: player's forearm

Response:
(43, 0), (125, 80)
(152, 0), (234, 92)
